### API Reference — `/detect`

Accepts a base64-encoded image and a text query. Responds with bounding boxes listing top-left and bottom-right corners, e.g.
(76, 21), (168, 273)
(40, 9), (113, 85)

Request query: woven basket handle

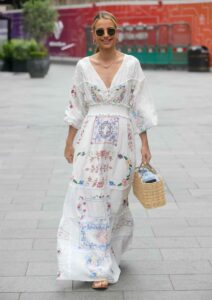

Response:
(139, 162), (158, 174)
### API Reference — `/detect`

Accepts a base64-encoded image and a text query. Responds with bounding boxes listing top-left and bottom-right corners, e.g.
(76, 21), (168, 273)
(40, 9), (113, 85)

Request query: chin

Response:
(100, 44), (115, 51)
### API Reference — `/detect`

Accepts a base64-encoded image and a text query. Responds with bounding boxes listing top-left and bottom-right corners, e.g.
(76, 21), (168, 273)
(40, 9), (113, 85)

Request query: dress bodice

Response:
(64, 54), (158, 133)
(82, 81), (136, 108)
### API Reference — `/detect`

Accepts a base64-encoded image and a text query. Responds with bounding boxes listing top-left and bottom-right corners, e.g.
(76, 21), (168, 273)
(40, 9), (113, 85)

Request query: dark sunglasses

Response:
(95, 27), (116, 37)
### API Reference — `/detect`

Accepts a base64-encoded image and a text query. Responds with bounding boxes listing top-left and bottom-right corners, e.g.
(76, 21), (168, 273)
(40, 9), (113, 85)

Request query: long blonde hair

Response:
(92, 11), (118, 53)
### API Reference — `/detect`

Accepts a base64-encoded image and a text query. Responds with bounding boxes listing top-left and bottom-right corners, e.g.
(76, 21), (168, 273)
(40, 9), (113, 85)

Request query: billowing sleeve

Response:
(64, 61), (88, 129)
(130, 59), (158, 134)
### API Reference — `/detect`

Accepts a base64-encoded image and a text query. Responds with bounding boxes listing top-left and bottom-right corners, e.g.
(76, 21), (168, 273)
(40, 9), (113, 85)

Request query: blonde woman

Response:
(57, 11), (158, 289)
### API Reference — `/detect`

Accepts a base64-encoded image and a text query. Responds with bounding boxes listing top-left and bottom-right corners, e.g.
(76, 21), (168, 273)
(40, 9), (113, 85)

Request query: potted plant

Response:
(1, 39), (38, 73)
(11, 39), (34, 72)
(22, 0), (58, 77)
(1, 40), (13, 71)
(27, 43), (50, 78)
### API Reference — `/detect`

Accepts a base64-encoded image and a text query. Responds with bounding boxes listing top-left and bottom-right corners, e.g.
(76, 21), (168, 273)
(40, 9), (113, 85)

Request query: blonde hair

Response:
(92, 11), (118, 53)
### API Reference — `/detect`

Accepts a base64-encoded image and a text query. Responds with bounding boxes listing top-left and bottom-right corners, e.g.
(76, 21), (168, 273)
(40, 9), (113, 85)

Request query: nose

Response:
(103, 29), (109, 37)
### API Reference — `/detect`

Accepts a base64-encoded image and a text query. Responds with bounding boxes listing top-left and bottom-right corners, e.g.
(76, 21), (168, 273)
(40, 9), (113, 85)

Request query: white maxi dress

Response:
(57, 53), (158, 283)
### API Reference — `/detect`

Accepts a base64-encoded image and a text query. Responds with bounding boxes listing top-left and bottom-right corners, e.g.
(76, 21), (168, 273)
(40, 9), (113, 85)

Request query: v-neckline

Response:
(87, 54), (126, 90)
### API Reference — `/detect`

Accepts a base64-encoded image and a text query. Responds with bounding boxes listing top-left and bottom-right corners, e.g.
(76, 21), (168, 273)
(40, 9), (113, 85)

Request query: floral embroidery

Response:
(93, 178), (105, 188)
(76, 194), (111, 219)
(84, 251), (114, 280)
(114, 84), (127, 103)
(76, 118), (89, 144)
(131, 109), (146, 132)
(85, 163), (112, 174)
(85, 150), (113, 175)
(72, 150), (114, 188)
(109, 153), (133, 187)
(89, 150), (113, 162)
(69, 101), (73, 109)
(91, 116), (119, 146)
(71, 85), (77, 98)
(86, 82), (129, 106)
(90, 85), (102, 103)
(68, 85), (76, 109)
(76, 151), (86, 157)
(57, 248), (62, 255)
(72, 150), (132, 188)
(129, 84), (136, 106)
(127, 122), (134, 151)
(73, 176), (106, 188)
(72, 178), (84, 185)
(77, 196), (87, 220)
(123, 197), (129, 207)
(79, 220), (110, 251)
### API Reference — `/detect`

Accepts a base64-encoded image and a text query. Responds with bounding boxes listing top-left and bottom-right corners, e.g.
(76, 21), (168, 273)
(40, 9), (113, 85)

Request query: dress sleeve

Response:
(130, 59), (158, 134)
(64, 61), (88, 129)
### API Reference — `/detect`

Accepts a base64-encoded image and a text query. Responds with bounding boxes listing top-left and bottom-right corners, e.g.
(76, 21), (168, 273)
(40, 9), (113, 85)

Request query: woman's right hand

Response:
(64, 142), (75, 164)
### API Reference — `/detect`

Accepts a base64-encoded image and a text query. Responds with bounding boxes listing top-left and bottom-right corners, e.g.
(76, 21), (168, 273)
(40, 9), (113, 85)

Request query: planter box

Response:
(27, 56), (50, 78)
(12, 59), (28, 73)
(2, 58), (13, 72)
(0, 60), (3, 71)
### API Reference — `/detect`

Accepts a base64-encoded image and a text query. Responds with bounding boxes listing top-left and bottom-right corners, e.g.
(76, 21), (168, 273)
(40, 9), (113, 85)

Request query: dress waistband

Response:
(87, 104), (130, 118)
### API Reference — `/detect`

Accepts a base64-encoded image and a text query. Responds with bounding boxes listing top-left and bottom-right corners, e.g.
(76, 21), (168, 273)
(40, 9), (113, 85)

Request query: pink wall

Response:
(48, 1), (212, 65)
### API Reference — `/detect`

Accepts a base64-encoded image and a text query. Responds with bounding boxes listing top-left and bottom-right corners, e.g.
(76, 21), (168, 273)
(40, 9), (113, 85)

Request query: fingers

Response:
(141, 153), (151, 164)
(64, 144), (74, 163)
(65, 154), (73, 163)
(64, 151), (74, 163)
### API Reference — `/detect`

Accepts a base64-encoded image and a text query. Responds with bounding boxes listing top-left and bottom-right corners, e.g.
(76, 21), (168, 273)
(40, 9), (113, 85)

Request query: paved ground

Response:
(0, 63), (212, 300)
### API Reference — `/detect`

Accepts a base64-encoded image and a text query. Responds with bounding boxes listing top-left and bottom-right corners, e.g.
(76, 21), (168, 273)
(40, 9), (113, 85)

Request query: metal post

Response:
(0, 13), (12, 42)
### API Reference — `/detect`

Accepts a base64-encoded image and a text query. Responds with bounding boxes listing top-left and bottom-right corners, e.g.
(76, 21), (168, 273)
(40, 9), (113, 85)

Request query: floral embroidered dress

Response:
(57, 53), (158, 283)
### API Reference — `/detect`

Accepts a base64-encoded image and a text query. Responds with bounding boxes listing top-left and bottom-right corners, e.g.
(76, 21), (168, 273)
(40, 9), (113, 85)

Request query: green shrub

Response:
(2, 41), (13, 59)
(11, 39), (38, 60)
(30, 42), (48, 58)
(29, 50), (48, 59)
(0, 46), (3, 60)
(1, 39), (48, 61)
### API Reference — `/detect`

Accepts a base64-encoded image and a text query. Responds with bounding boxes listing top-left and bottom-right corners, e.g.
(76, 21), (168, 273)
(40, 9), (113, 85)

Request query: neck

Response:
(98, 48), (118, 61)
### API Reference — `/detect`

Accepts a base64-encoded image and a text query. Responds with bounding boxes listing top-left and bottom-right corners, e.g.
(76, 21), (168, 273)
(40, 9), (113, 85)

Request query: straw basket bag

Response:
(132, 162), (166, 209)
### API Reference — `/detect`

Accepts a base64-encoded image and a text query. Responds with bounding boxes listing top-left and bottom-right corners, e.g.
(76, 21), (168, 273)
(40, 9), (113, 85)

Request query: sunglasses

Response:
(95, 27), (116, 37)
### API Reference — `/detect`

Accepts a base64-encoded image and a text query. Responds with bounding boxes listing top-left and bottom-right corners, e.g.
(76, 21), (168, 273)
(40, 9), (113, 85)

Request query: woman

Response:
(57, 11), (158, 289)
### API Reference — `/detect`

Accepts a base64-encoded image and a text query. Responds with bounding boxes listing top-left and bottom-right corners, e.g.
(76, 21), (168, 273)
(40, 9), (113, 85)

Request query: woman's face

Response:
(92, 18), (118, 51)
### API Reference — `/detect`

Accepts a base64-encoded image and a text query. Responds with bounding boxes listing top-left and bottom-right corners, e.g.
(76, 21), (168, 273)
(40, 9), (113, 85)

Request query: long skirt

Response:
(56, 104), (138, 283)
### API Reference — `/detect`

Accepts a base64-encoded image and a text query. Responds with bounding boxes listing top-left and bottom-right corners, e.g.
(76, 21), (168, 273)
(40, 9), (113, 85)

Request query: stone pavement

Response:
(0, 63), (212, 300)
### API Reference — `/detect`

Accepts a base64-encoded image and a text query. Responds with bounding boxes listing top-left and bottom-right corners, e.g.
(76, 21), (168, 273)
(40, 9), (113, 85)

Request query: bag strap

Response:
(135, 162), (157, 174)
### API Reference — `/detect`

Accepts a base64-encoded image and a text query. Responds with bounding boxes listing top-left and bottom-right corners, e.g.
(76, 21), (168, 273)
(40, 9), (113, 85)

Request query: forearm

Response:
(139, 131), (149, 148)
(66, 125), (78, 145)
(139, 130), (152, 163)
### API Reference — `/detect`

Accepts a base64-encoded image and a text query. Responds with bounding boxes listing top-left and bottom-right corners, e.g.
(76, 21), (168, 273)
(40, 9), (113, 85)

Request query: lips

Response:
(101, 38), (113, 45)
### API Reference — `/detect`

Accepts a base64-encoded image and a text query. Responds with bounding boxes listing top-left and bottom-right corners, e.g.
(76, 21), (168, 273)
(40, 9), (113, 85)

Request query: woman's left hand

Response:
(141, 144), (152, 164)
